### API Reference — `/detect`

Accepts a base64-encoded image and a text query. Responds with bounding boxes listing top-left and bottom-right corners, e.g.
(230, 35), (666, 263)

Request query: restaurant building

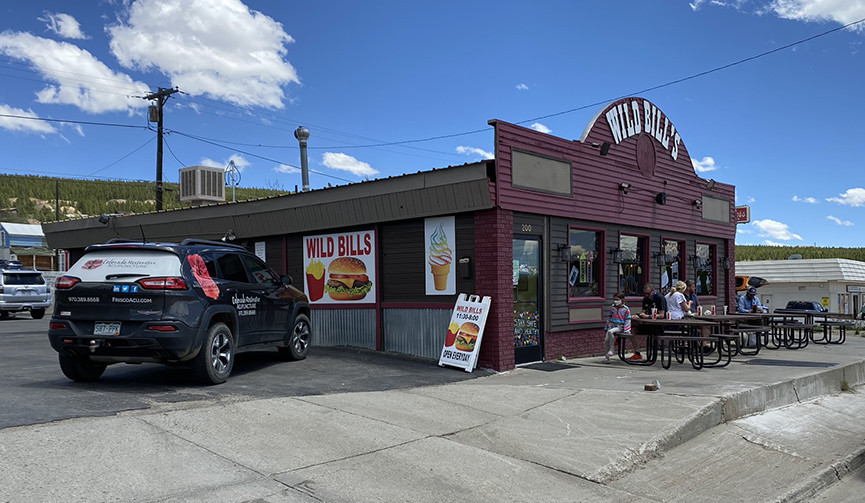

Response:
(42, 97), (737, 371)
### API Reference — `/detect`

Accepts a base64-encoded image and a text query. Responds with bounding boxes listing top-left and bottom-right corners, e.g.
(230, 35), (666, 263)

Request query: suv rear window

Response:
(2, 272), (45, 285)
(68, 250), (181, 280)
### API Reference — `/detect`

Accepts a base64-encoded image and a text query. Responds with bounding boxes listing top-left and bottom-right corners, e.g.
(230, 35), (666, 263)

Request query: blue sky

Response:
(1, 0), (864, 247)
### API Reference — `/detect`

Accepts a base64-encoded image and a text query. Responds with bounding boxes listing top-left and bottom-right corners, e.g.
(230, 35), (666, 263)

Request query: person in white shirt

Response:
(666, 281), (692, 320)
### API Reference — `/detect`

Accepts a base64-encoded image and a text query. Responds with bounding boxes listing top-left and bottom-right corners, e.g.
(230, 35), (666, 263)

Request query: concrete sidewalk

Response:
(3, 337), (865, 502)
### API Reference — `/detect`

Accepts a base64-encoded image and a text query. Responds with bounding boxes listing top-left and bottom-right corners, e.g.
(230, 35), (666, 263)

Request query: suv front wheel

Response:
(58, 354), (107, 382)
(279, 314), (311, 361)
(192, 322), (235, 385)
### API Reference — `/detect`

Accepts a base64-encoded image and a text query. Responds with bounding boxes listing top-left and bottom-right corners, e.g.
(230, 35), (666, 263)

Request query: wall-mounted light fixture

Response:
(653, 251), (667, 267)
(590, 141), (612, 156)
(693, 199), (702, 208)
(221, 229), (236, 242)
(655, 192), (667, 205)
(557, 244), (571, 262)
(98, 214), (110, 225)
(721, 257), (731, 270)
(689, 254), (701, 269)
(706, 179), (716, 191)
(619, 182), (631, 194)
(609, 247), (623, 264)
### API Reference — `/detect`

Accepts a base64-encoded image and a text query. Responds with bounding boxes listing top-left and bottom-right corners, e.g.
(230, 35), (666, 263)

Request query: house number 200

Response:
(521, 224), (532, 232)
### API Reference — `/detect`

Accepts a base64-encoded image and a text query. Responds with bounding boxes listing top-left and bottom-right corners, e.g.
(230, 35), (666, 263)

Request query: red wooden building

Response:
(44, 97), (736, 371)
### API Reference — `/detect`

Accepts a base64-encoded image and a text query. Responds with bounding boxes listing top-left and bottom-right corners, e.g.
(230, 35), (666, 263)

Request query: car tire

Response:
(58, 354), (107, 382)
(278, 313), (311, 361)
(192, 322), (235, 385)
(0, 310), (9, 319)
(31, 308), (45, 320)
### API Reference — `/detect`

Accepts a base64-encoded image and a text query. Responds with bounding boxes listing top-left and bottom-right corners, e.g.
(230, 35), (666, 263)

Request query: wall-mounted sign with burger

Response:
(438, 294), (492, 372)
(303, 230), (376, 304)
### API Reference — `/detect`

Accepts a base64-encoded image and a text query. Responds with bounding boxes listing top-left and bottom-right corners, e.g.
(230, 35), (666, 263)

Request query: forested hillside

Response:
(0, 174), (282, 224)
(736, 245), (865, 262)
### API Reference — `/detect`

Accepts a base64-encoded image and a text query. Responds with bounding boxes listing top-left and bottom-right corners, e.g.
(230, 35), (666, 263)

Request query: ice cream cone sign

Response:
(426, 217), (455, 294)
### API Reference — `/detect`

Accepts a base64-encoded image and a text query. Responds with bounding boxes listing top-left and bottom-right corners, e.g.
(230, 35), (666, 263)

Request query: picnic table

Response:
(626, 318), (725, 369)
(696, 313), (766, 356)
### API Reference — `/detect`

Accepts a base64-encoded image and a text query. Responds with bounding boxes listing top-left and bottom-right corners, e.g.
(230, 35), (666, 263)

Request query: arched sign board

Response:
(580, 97), (694, 178)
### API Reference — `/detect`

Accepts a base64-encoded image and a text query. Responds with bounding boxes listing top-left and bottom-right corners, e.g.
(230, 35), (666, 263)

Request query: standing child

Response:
(604, 292), (631, 363)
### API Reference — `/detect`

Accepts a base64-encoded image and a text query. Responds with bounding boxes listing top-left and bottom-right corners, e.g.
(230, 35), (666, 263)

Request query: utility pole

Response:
(144, 87), (179, 211)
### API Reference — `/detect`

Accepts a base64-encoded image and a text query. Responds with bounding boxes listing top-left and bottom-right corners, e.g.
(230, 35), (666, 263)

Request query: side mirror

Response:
(281, 275), (293, 286)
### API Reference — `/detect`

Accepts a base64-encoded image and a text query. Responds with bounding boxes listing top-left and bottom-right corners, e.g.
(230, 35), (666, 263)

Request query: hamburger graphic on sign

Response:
(303, 230), (376, 304)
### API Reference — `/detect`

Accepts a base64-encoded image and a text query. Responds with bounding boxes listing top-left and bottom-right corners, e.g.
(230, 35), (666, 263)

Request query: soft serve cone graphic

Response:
(428, 224), (453, 291)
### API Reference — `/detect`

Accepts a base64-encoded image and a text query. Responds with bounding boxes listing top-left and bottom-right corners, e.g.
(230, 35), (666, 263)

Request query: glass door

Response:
(514, 237), (543, 365)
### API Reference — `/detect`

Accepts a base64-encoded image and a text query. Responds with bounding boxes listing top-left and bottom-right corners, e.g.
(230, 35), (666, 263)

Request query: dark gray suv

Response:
(48, 239), (311, 384)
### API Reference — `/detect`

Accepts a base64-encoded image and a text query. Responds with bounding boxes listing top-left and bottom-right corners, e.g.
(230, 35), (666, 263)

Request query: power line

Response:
(88, 136), (155, 177)
(0, 113), (148, 129)
(312, 15), (865, 149)
(167, 129), (355, 183)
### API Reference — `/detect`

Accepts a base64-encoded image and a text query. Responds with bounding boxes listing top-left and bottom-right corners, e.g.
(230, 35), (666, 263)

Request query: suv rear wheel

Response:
(279, 313), (311, 361)
(192, 322), (235, 384)
(58, 354), (107, 382)
(31, 308), (45, 319)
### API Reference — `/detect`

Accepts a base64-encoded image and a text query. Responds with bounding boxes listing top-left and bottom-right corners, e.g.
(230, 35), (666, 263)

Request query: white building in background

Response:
(735, 259), (865, 315)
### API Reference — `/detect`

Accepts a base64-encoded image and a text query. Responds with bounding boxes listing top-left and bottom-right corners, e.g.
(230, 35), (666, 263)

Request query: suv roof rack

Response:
(180, 238), (246, 250)
(106, 238), (141, 244)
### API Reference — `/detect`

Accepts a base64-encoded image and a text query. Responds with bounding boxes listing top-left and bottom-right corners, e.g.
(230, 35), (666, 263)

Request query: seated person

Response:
(737, 287), (767, 313)
(632, 283), (667, 360)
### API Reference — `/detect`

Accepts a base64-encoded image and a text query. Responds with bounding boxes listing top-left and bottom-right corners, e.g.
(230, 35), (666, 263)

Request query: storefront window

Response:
(618, 234), (646, 296)
(695, 243), (714, 296)
(568, 228), (602, 298)
(659, 239), (683, 294)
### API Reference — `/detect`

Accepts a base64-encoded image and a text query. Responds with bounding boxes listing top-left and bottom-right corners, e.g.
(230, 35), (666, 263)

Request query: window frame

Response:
(617, 232), (649, 300)
(566, 225), (605, 302)
(658, 237), (685, 295)
(694, 242), (717, 297)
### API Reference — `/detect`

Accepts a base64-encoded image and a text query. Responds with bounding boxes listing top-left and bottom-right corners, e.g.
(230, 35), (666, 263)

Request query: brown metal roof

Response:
(42, 162), (493, 250)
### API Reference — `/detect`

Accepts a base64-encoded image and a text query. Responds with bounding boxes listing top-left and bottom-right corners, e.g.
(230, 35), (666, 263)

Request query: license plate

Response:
(94, 322), (121, 336)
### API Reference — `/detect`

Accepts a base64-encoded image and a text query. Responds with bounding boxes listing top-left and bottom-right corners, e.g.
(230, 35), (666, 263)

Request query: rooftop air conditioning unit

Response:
(179, 165), (226, 206)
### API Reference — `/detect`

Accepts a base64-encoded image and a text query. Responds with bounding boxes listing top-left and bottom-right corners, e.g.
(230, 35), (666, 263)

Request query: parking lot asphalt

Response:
(3, 316), (865, 502)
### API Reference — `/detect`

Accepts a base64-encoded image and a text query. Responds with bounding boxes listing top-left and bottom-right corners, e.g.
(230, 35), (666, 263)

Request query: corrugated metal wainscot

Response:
(310, 309), (376, 350)
(383, 308), (452, 359)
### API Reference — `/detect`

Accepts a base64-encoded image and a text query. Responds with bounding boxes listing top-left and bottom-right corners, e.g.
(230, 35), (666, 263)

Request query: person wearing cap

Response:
(737, 286), (767, 313)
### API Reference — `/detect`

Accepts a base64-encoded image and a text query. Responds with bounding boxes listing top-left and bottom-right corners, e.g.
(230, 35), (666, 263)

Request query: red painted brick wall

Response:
(474, 208), (515, 371)
(545, 329), (606, 360)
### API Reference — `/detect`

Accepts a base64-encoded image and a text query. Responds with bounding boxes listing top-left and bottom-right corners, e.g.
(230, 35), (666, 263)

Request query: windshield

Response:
(3, 273), (45, 285)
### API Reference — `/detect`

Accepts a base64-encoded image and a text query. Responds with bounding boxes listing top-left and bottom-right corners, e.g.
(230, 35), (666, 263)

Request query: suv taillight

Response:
(55, 276), (81, 289)
(138, 277), (188, 290)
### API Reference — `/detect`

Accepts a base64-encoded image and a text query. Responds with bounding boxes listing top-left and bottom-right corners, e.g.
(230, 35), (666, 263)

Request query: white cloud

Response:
(456, 145), (494, 159)
(792, 195), (817, 203)
(38, 12), (87, 39)
(0, 32), (149, 114)
(690, 0), (743, 11)
(0, 104), (57, 134)
(273, 164), (300, 174)
(764, 240), (787, 246)
(769, 0), (865, 32)
(827, 215), (854, 226)
(322, 152), (377, 177)
(109, 0), (300, 109)
(516, 83), (528, 90)
(530, 123), (552, 134)
(199, 154), (250, 172)
(691, 156), (718, 173)
(751, 219), (803, 241)
(747, 197), (755, 203)
(826, 188), (865, 206)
